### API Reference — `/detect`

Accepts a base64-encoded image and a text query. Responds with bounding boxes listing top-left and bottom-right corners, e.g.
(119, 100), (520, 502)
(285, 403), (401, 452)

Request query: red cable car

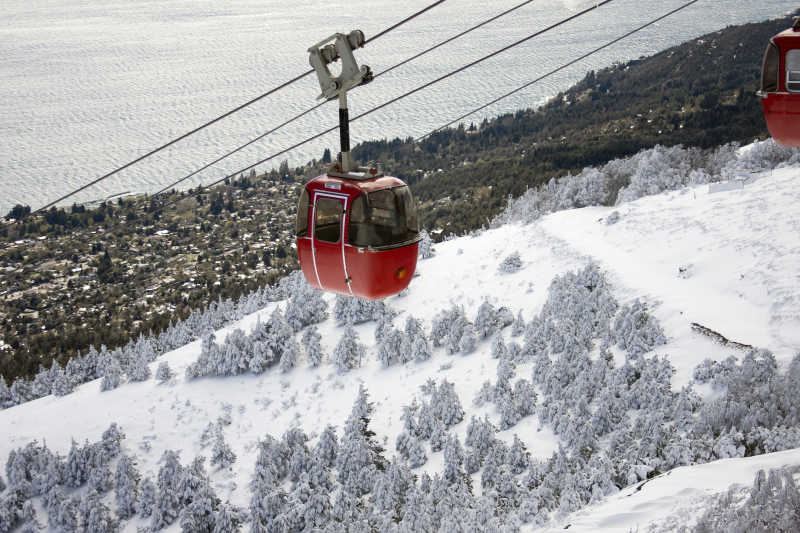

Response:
(760, 17), (800, 147)
(296, 170), (421, 300)
(297, 30), (421, 299)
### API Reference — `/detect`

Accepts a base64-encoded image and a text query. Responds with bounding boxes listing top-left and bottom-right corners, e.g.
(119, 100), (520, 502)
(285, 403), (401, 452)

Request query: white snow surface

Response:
(1, 0), (796, 214)
(2, 163), (799, 530)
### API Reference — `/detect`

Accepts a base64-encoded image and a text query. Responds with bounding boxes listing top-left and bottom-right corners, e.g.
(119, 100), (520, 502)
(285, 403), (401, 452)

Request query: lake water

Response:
(1, 0), (796, 214)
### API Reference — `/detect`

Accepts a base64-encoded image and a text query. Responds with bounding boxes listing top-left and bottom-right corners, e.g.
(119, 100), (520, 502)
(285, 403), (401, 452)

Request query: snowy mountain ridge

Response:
(2, 141), (800, 532)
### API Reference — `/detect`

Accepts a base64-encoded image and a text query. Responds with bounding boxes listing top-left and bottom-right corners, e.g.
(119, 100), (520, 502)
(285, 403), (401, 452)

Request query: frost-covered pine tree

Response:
(430, 418), (446, 452)
(138, 478), (156, 518)
(50, 363), (73, 397)
(333, 295), (387, 326)
(284, 278), (328, 332)
(151, 450), (183, 530)
(333, 326), (366, 372)
(99, 356), (122, 392)
(301, 326), (324, 367)
(156, 361), (173, 383)
(87, 460), (112, 494)
(212, 504), (241, 533)
(474, 301), (498, 339)
(443, 435), (465, 485)
(491, 333), (508, 360)
(445, 313), (467, 355)
(498, 251), (522, 274)
(613, 300), (666, 356)
(410, 334), (432, 363)
(336, 385), (386, 495)
(313, 425), (338, 469)
(128, 351), (152, 382)
(459, 323), (478, 355)
(115, 454), (140, 519)
(430, 380), (465, 428)
(511, 311), (525, 337)
(508, 435), (530, 475)
(418, 229), (434, 259)
(30, 364), (52, 399)
(396, 431), (428, 468)
(377, 327), (408, 367)
(0, 375), (13, 409)
(431, 305), (463, 348)
(56, 496), (80, 533)
(211, 431), (236, 470)
(279, 338), (299, 373)
(403, 487), (438, 532)
(82, 493), (117, 533)
(64, 439), (89, 488)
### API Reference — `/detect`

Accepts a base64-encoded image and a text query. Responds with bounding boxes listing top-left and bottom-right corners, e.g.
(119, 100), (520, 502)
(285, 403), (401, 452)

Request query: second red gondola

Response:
(760, 17), (800, 147)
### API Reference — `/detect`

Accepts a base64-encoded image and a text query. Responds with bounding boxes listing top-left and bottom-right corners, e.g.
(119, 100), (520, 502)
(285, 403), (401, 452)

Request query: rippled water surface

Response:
(1, 0), (796, 213)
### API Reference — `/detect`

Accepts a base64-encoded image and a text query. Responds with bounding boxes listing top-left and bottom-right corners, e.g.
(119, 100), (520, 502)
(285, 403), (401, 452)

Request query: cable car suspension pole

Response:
(308, 30), (373, 175)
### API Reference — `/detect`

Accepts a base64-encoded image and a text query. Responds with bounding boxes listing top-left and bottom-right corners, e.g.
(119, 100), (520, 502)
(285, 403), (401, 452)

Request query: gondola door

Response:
(311, 192), (352, 295)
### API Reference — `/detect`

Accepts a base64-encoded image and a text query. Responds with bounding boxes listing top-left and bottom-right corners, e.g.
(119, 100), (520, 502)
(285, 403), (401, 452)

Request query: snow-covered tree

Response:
(278, 338), (298, 373)
(156, 361), (173, 383)
(152, 450), (183, 530)
(99, 356), (122, 392)
(474, 301), (499, 339)
(418, 229), (434, 259)
(81, 492), (116, 533)
(511, 310), (526, 337)
(50, 363), (73, 396)
(377, 327), (409, 367)
(301, 326), (324, 367)
(284, 278), (328, 332)
(459, 323), (478, 354)
(613, 300), (666, 356)
(115, 454), (140, 519)
(134, 478), (155, 518)
(0, 376), (13, 408)
(410, 334), (432, 363)
(179, 457), (221, 533)
(429, 379), (464, 428)
(333, 295), (388, 326)
(336, 385), (386, 495)
(211, 431), (236, 470)
(128, 351), (152, 382)
(498, 252), (522, 274)
(313, 425), (338, 469)
(30, 364), (52, 399)
(333, 326), (366, 372)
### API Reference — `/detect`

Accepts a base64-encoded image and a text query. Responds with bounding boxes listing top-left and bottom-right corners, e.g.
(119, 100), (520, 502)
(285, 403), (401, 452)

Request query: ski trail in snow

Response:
(537, 169), (800, 372)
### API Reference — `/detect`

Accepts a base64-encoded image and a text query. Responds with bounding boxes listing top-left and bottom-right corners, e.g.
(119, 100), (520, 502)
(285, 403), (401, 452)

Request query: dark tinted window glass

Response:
(762, 42), (779, 93)
(347, 186), (420, 248)
(396, 186), (420, 233)
(296, 188), (309, 236)
(315, 197), (341, 243)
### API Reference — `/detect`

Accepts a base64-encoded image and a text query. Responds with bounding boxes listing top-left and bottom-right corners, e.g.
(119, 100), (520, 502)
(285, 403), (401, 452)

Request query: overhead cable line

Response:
(32, 0), (446, 214)
(157, 0), (617, 213)
(418, 0), (703, 141)
(154, 0), (539, 196)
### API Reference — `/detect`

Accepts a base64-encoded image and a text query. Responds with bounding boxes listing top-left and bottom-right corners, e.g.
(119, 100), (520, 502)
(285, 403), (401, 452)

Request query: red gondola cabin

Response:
(296, 170), (421, 300)
(760, 17), (800, 147)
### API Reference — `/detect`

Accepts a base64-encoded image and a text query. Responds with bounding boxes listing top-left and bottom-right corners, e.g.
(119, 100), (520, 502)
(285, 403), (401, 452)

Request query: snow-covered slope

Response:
(2, 161), (799, 531)
(543, 447), (800, 532)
